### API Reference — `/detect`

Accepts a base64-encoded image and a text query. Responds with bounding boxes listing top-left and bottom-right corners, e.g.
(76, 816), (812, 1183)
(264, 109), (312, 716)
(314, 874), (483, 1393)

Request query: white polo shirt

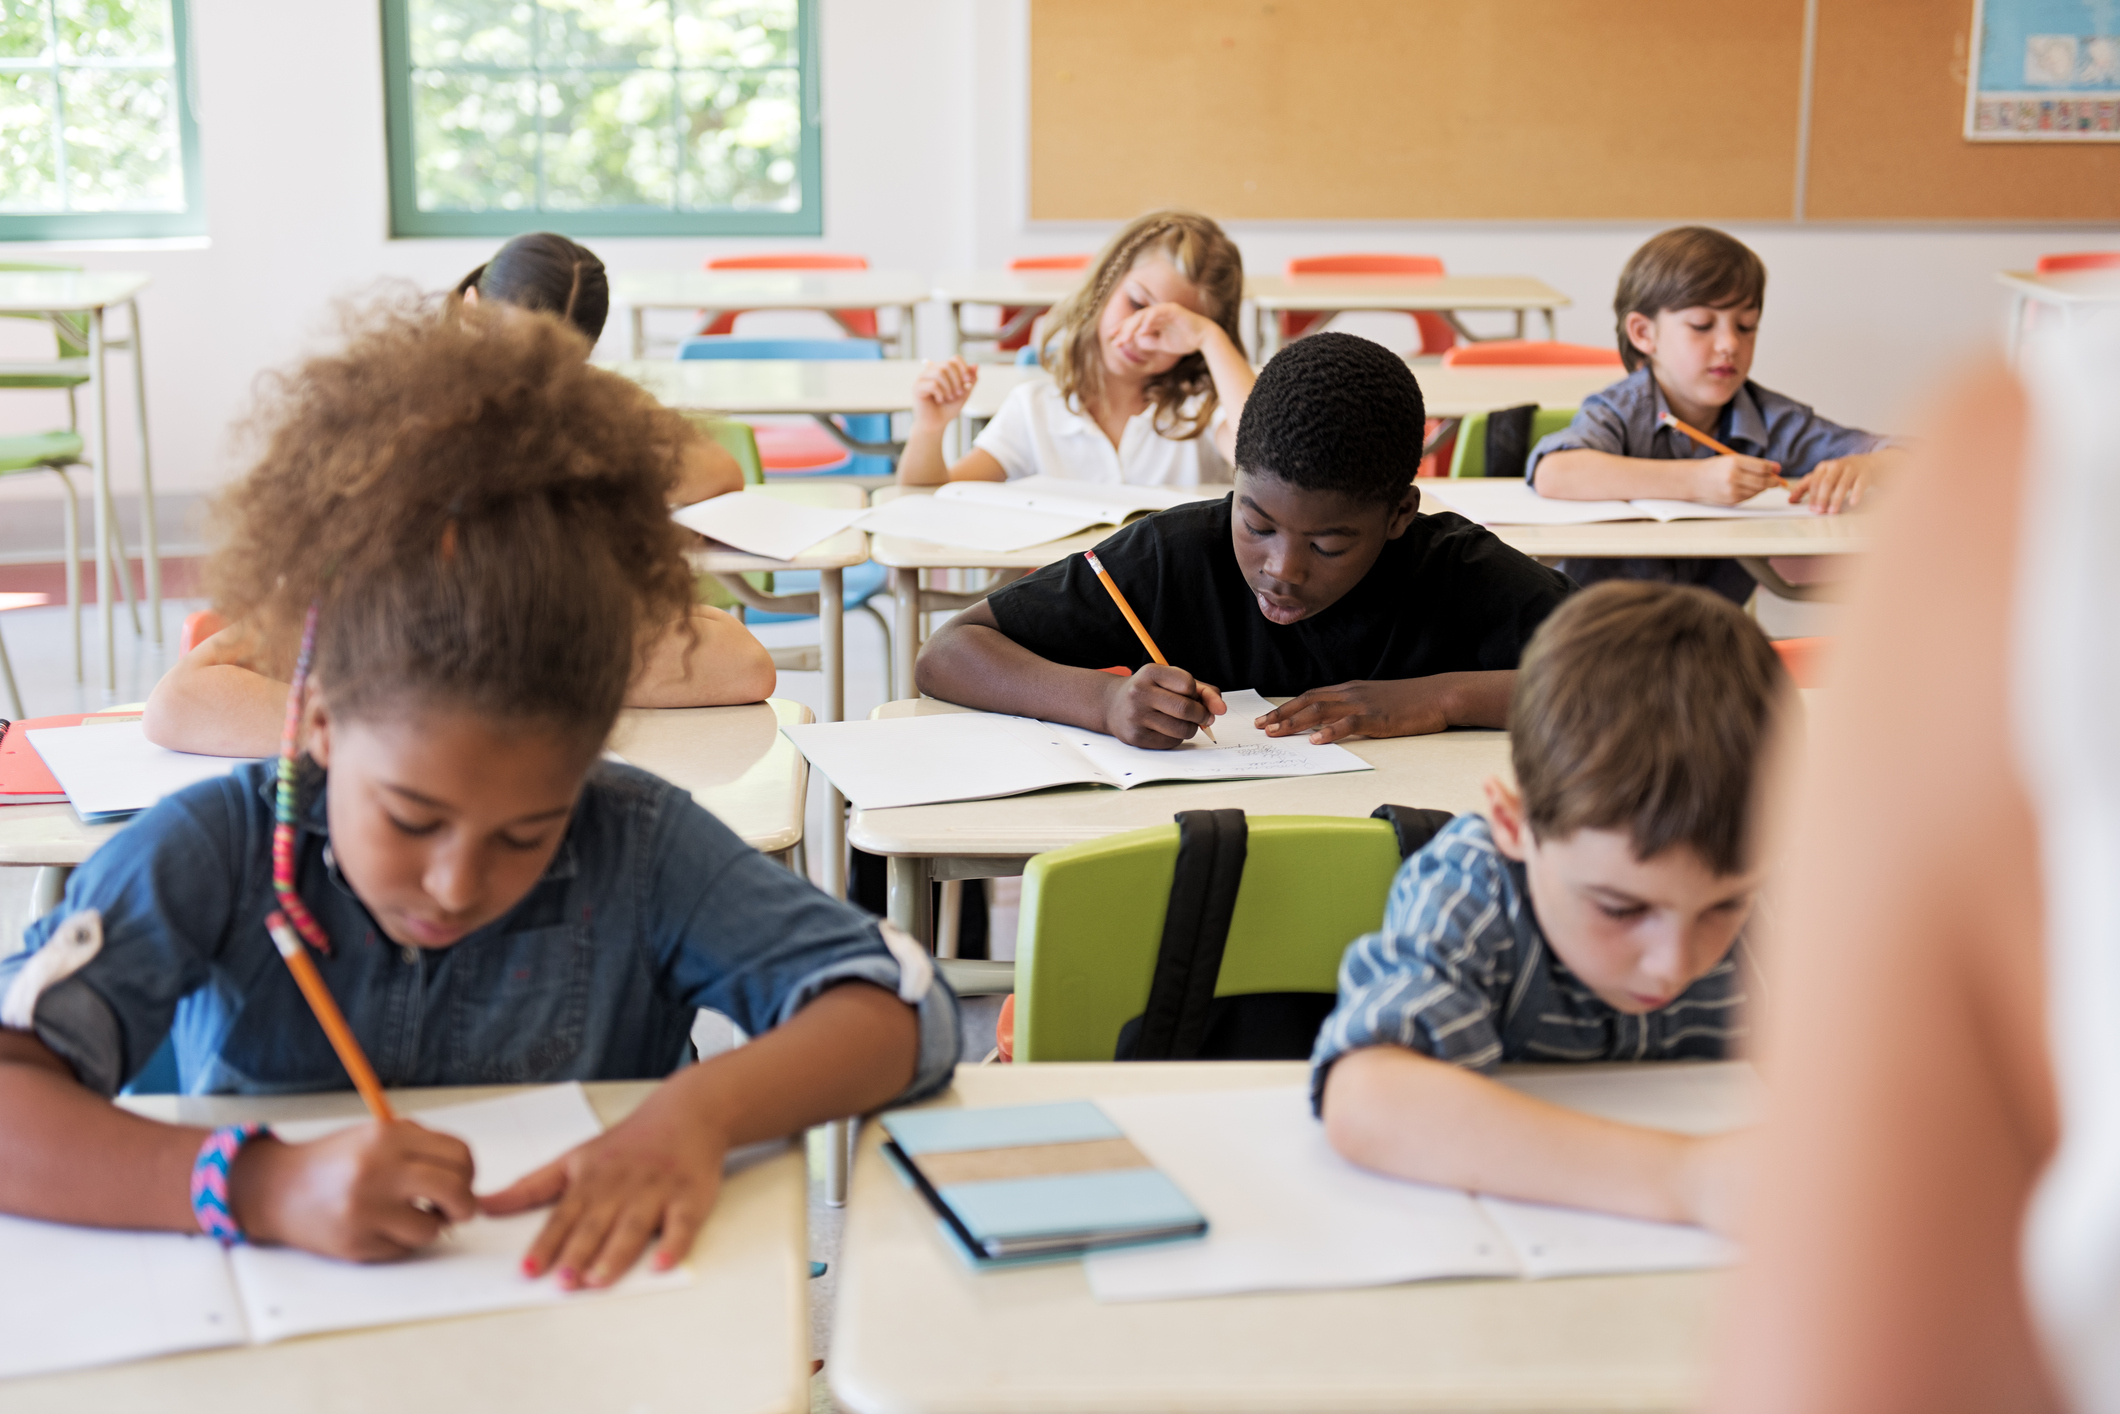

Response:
(972, 379), (1233, 488)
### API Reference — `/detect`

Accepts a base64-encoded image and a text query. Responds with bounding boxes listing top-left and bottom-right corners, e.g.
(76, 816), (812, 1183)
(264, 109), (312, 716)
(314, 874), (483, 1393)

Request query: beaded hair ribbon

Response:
(267, 604), (334, 957)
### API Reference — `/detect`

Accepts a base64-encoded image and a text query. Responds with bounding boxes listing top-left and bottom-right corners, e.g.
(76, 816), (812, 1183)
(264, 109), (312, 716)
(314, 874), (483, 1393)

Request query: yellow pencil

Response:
(1657, 411), (1786, 478)
(1082, 550), (1216, 743)
(267, 914), (397, 1122)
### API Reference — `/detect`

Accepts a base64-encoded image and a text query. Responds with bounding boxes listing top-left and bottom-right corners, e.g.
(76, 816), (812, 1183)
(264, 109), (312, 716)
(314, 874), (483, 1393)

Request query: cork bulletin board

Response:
(1027, 0), (2120, 223)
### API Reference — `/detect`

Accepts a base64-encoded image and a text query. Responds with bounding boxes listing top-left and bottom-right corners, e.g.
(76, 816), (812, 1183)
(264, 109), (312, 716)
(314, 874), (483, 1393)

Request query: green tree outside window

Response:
(0, 0), (205, 240)
(383, 0), (818, 237)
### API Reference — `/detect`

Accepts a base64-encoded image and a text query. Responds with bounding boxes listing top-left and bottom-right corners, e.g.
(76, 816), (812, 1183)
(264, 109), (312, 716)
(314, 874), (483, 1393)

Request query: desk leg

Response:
(29, 865), (68, 930)
(949, 300), (965, 358)
(127, 301), (161, 642)
(897, 302), (915, 358)
(887, 854), (934, 948)
(2006, 293), (2027, 366)
(88, 307), (114, 695)
(890, 567), (920, 704)
(824, 1116), (855, 1207)
(629, 305), (645, 359)
(821, 566), (846, 899)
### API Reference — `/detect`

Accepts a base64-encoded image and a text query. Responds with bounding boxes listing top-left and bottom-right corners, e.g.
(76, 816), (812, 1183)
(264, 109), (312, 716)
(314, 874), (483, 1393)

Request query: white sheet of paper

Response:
(1052, 688), (1372, 787)
(1474, 1194), (1737, 1280)
(781, 712), (1101, 810)
(0, 1218), (245, 1379)
(940, 474), (1207, 522)
(231, 1086), (689, 1344)
(1086, 1087), (1518, 1303)
(26, 719), (249, 820)
(854, 494), (1098, 553)
(1631, 486), (1807, 520)
(1419, 479), (1645, 525)
(671, 491), (865, 561)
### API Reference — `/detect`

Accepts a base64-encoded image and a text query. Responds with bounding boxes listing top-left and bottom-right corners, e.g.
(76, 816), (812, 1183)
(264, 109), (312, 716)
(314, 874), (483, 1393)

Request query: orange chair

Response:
(1772, 637), (1831, 689)
(997, 254), (1090, 353)
(1280, 254), (1454, 356)
(697, 253), (878, 338)
(2036, 251), (2120, 274)
(179, 609), (225, 654)
(1441, 340), (1622, 368)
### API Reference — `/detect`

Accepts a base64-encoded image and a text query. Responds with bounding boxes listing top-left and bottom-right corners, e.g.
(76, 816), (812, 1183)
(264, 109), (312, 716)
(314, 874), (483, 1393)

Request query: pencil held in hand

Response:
(268, 913), (397, 1122)
(1657, 411), (1784, 475)
(1082, 550), (1217, 743)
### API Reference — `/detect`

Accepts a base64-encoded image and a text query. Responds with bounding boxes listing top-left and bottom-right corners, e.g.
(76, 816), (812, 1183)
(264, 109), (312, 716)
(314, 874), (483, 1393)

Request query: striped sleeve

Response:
(1308, 820), (1521, 1110)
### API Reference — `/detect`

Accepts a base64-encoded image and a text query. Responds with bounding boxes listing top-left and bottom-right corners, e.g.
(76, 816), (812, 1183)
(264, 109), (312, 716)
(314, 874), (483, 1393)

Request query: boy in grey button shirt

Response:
(1525, 226), (1902, 603)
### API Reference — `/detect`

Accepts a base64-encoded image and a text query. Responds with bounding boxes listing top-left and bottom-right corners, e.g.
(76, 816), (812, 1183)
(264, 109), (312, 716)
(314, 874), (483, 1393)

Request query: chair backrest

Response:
(1282, 254), (1452, 355)
(1772, 636), (1831, 688)
(699, 254), (875, 338)
(0, 260), (89, 358)
(2036, 251), (2120, 274)
(676, 336), (884, 363)
(1442, 340), (1623, 368)
(1007, 254), (1090, 272)
(1013, 815), (1403, 1062)
(1449, 406), (1579, 478)
(1015, 344), (1043, 367)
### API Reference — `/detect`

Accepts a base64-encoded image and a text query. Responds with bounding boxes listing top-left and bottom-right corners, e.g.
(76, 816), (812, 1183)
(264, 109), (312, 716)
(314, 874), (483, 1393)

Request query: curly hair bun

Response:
(206, 290), (699, 740)
(1234, 331), (1427, 505)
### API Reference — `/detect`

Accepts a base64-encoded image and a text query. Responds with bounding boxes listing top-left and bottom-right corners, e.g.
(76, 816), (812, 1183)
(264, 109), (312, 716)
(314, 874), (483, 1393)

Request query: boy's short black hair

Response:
(1234, 331), (1426, 506)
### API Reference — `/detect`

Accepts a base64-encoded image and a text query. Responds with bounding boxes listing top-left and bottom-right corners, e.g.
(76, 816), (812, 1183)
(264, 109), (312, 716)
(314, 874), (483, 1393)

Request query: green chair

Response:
(1012, 815), (1405, 1062)
(1447, 406), (1579, 479)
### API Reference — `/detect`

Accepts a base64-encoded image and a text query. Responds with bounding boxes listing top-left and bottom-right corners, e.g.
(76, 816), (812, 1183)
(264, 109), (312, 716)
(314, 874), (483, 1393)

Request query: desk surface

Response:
(614, 358), (1038, 418)
(848, 697), (1508, 861)
(0, 698), (819, 870)
(1997, 268), (2120, 305)
(1248, 273), (1572, 313)
(9, 1081), (809, 1414)
(0, 270), (150, 312)
(1449, 503), (1876, 558)
(931, 270), (1088, 305)
(611, 269), (930, 311)
(687, 481), (871, 573)
(831, 1061), (1717, 1414)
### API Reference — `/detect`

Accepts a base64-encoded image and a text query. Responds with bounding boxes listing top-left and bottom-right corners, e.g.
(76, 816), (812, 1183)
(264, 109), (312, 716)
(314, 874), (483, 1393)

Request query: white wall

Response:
(0, 0), (2110, 538)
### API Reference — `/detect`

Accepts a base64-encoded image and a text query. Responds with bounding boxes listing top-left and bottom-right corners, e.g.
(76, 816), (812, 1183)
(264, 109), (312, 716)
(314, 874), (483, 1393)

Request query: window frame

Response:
(380, 0), (822, 239)
(0, 0), (206, 241)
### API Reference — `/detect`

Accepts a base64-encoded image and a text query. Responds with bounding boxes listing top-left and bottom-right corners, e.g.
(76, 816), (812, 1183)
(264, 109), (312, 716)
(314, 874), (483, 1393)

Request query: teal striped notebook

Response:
(880, 1101), (1208, 1268)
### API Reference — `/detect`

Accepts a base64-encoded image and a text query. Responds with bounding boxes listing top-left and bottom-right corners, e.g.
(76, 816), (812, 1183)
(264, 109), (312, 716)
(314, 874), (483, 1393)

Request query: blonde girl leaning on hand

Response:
(897, 211), (1253, 488)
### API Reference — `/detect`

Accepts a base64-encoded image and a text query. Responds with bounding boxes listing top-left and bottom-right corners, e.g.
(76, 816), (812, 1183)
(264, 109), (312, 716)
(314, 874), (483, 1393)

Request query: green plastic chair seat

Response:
(1014, 815), (1406, 1062)
(1448, 406), (1579, 478)
(0, 358), (90, 389)
(0, 430), (83, 474)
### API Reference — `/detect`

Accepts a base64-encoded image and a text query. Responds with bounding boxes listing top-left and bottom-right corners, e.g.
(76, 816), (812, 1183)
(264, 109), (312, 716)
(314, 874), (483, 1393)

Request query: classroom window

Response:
(0, 0), (205, 240)
(381, 0), (820, 238)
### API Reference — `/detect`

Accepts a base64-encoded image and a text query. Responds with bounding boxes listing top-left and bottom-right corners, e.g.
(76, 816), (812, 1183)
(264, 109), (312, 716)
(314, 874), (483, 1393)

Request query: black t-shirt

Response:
(986, 495), (1576, 695)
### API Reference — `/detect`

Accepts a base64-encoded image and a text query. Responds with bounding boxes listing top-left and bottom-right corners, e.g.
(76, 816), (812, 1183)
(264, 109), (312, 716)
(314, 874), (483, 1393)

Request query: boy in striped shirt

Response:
(1311, 580), (1787, 1234)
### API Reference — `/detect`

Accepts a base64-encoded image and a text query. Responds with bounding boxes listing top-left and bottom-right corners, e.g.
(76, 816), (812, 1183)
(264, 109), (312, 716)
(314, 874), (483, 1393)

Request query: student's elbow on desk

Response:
(625, 607), (776, 708)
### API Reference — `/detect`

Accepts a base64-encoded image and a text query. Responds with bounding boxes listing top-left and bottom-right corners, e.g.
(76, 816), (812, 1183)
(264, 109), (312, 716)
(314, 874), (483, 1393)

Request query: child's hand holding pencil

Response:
(1083, 550), (1225, 749)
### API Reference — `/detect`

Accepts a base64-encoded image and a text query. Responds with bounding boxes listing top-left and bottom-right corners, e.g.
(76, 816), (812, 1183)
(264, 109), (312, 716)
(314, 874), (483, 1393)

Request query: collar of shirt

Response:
(1645, 369), (1770, 459)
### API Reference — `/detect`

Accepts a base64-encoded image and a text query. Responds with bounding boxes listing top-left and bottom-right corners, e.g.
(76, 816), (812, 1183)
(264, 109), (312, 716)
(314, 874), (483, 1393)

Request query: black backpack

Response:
(1113, 805), (1454, 1061)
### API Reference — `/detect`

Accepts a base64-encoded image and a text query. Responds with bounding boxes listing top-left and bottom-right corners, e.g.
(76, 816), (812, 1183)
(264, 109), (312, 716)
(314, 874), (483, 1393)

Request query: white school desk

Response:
(5, 1081), (810, 1414)
(1999, 267), (2120, 362)
(931, 269), (1088, 358)
(848, 697), (1509, 949)
(612, 359), (1043, 463)
(0, 270), (158, 690)
(1249, 273), (1572, 357)
(0, 698), (817, 932)
(611, 269), (931, 358)
(830, 1060), (1718, 1414)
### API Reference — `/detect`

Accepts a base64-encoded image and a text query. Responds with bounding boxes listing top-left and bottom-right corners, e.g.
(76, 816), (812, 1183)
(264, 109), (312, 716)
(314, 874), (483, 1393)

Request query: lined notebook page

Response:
(0, 1219), (244, 1379)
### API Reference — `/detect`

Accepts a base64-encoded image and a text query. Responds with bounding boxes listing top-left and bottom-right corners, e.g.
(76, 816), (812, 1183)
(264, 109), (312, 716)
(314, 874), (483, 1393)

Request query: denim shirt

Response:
(0, 760), (959, 1100)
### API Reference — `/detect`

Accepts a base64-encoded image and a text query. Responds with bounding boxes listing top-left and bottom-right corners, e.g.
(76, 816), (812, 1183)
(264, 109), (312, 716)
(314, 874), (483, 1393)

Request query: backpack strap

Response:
(1123, 809), (1249, 1061)
(1483, 403), (1538, 479)
(1370, 804), (1456, 860)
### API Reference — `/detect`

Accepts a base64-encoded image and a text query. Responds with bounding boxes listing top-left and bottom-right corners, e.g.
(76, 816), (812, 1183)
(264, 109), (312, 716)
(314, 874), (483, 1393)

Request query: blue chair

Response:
(1016, 343), (1043, 367)
(676, 336), (895, 479)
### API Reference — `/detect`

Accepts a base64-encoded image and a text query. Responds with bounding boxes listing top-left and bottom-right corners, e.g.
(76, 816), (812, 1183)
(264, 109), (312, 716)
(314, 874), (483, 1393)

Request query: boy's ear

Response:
(1623, 311), (1658, 360)
(1385, 483), (1420, 538)
(1482, 775), (1532, 860)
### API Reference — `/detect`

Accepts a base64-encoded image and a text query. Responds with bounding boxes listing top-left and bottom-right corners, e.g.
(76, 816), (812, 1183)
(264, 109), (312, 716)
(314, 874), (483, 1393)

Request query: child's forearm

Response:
(0, 1033), (201, 1232)
(896, 420), (952, 486)
(140, 656), (287, 758)
(1321, 1045), (1703, 1225)
(672, 437), (745, 504)
(915, 604), (1119, 728)
(1200, 326), (1256, 463)
(625, 605), (775, 708)
(1532, 449), (1706, 502)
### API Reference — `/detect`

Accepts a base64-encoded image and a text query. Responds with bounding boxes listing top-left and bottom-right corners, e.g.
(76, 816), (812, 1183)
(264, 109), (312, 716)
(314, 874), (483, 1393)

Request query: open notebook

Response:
(780, 689), (1371, 811)
(0, 1086), (690, 1382)
(1422, 478), (1809, 527)
(1083, 1064), (1758, 1303)
(856, 476), (1218, 553)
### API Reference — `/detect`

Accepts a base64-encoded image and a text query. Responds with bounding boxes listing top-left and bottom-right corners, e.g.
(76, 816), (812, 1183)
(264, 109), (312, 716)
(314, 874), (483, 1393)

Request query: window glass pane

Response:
(0, 72), (60, 211)
(678, 65), (796, 210)
(675, 0), (793, 69)
(1, 4), (53, 60)
(541, 69), (672, 208)
(60, 67), (180, 209)
(538, 0), (672, 70)
(409, 0), (531, 68)
(55, 0), (170, 60)
(413, 71), (538, 209)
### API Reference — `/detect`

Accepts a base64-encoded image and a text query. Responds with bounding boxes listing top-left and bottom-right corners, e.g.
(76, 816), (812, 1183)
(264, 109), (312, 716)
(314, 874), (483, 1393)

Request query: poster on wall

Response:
(1965, 0), (2120, 139)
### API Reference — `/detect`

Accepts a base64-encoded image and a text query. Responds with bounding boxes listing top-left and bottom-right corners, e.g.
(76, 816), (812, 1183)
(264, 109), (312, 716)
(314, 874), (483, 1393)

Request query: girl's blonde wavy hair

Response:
(1036, 210), (1245, 441)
